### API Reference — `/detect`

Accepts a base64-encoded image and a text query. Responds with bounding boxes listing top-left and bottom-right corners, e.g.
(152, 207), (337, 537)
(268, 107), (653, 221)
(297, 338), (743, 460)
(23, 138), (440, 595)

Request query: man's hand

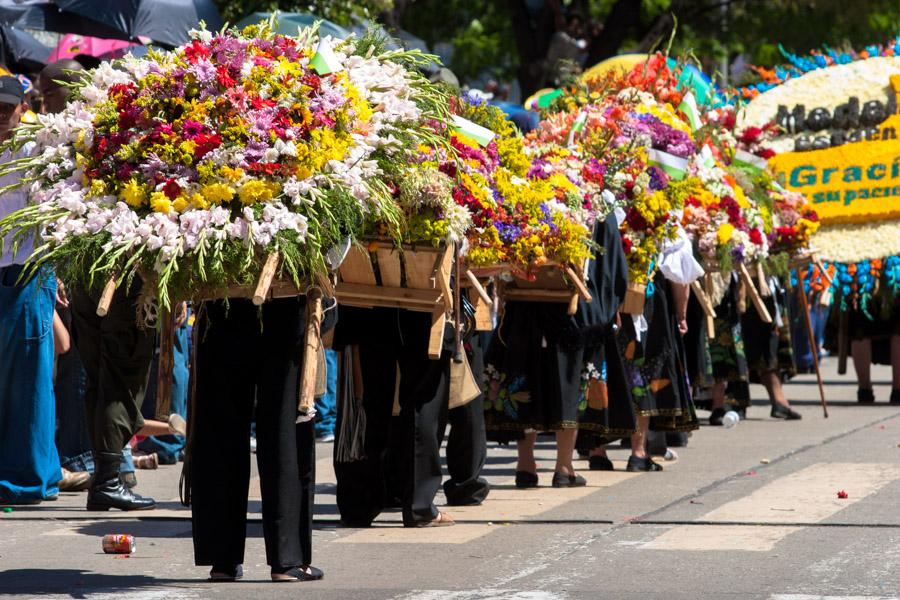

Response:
(56, 278), (69, 308)
(174, 301), (188, 328)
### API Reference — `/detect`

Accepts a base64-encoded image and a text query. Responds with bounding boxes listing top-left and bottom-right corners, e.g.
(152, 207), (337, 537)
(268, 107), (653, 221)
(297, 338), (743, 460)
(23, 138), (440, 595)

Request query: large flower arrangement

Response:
(682, 155), (769, 271)
(0, 23), (448, 306)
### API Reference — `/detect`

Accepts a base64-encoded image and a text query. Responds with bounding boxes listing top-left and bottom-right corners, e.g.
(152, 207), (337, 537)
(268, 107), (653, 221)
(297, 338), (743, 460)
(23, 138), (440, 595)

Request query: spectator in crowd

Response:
(0, 75), (61, 505)
(314, 349), (338, 443)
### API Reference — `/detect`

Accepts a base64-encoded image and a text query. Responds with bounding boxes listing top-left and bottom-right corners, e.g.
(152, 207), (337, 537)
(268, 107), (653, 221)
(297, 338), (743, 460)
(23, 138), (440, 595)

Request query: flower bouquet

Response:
(0, 22), (449, 309)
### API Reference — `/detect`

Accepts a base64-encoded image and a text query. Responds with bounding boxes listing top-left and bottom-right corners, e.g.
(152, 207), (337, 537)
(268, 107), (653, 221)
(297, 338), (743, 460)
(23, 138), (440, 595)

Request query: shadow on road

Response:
(0, 569), (189, 596)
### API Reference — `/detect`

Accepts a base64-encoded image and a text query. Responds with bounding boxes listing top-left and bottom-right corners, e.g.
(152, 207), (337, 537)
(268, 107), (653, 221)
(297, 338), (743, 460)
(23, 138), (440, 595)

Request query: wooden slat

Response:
(428, 306), (445, 359)
(253, 253), (280, 306)
(739, 262), (773, 324)
(339, 246), (377, 285)
(503, 288), (576, 303)
(469, 288), (493, 331)
(375, 247), (402, 288)
(405, 247), (442, 290)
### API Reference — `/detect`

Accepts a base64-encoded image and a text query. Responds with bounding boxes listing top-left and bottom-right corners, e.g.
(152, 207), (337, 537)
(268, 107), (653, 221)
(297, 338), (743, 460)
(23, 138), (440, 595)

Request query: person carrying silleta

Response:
(189, 294), (334, 582)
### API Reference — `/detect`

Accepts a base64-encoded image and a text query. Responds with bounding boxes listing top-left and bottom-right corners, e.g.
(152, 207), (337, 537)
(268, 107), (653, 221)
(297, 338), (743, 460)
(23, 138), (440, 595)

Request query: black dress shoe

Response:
(709, 407), (726, 426)
(208, 564), (243, 582)
(551, 472), (587, 488)
(86, 452), (156, 511)
(515, 471), (539, 488)
(588, 455), (614, 471)
(891, 389), (900, 405)
(626, 456), (663, 472)
(858, 388), (875, 404)
(271, 565), (324, 582)
(771, 404), (802, 420)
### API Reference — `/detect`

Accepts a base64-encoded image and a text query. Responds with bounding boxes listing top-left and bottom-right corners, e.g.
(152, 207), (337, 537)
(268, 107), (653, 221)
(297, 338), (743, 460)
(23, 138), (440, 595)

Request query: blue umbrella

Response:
(235, 12), (350, 40)
(0, 0), (223, 48)
(0, 24), (50, 72)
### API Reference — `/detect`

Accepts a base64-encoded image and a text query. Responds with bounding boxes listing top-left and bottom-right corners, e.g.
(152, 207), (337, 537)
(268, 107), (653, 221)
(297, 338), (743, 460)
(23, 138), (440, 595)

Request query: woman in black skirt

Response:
(190, 296), (332, 582)
(484, 213), (631, 487)
(741, 275), (802, 419)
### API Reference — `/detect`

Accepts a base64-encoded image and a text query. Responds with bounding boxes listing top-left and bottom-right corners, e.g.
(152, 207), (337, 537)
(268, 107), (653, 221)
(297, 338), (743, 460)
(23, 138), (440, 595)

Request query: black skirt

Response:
(742, 282), (797, 380)
(617, 276), (698, 432)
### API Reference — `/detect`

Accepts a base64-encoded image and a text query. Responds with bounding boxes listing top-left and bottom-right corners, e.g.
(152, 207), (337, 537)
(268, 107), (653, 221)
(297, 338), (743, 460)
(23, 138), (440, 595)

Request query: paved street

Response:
(2, 357), (899, 600)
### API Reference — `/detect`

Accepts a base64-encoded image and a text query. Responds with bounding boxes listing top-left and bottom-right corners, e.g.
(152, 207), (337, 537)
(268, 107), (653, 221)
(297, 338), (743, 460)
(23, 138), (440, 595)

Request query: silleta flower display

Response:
(0, 22), (448, 305)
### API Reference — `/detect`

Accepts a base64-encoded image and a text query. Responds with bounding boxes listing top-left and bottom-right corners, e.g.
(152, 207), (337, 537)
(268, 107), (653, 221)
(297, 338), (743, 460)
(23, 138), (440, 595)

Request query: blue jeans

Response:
(137, 319), (190, 463)
(314, 349), (337, 437)
(0, 265), (61, 502)
(54, 343), (94, 473)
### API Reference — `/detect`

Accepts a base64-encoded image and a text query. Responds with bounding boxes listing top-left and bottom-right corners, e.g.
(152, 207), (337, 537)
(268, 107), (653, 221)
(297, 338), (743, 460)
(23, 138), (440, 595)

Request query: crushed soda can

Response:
(102, 534), (135, 554)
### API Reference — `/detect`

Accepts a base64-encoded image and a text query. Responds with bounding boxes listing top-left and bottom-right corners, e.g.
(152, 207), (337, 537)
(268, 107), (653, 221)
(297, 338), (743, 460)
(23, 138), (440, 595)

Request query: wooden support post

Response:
(756, 262), (772, 297)
(564, 265), (592, 303)
(797, 276), (829, 418)
(738, 262), (772, 323)
(703, 273), (716, 340)
(465, 269), (492, 305)
(427, 307), (446, 359)
(96, 275), (118, 317)
(297, 288), (324, 417)
(155, 307), (175, 420)
(253, 253), (279, 306)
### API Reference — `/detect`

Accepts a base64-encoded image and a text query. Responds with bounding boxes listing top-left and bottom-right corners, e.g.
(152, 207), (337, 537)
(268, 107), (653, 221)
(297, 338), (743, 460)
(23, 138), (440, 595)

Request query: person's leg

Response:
(761, 369), (803, 418)
(626, 415), (662, 471)
(517, 431), (538, 473)
(443, 400), (490, 506)
(296, 419), (316, 567)
(0, 267), (61, 503)
(852, 338), (874, 403)
(398, 351), (449, 527)
(891, 335), (900, 391)
(190, 301), (254, 570)
(334, 345), (396, 526)
(314, 349), (338, 440)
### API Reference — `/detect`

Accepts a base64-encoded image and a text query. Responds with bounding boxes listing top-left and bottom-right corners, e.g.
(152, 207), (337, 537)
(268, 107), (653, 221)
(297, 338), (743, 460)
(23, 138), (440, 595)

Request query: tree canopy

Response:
(213, 0), (900, 97)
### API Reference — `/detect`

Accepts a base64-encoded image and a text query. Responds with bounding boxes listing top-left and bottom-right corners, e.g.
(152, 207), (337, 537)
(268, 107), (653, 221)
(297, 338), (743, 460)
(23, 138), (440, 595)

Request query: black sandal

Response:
(515, 471), (539, 488)
(271, 565), (324, 582)
(208, 564), (242, 582)
(588, 455), (614, 471)
(626, 456), (663, 472)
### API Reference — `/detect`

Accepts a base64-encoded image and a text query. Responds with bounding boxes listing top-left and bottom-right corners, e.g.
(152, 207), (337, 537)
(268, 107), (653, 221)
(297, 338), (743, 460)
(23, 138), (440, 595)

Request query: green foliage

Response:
(213, 0), (393, 26)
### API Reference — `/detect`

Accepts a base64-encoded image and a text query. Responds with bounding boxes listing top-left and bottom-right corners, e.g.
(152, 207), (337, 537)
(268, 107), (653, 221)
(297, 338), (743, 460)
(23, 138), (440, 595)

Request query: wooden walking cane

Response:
(96, 274), (118, 316)
(797, 270), (828, 418)
(297, 286), (324, 420)
(155, 306), (175, 420)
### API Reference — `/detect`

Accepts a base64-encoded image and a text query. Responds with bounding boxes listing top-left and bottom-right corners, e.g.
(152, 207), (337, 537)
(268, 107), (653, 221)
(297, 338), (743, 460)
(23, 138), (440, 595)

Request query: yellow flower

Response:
(717, 222), (735, 245)
(150, 192), (173, 214)
(88, 179), (106, 198)
(190, 193), (209, 210)
(172, 195), (190, 213)
(201, 182), (235, 205)
(220, 166), (244, 182)
(119, 179), (147, 208)
(238, 180), (278, 205)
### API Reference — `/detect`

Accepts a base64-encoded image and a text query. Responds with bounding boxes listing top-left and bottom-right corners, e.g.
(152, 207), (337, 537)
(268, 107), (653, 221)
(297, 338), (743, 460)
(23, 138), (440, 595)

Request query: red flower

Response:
(193, 133), (221, 158)
(749, 228), (763, 245)
(184, 40), (210, 64)
(162, 179), (182, 199)
(837, 490), (848, 499)
(216, 65), (236, 88)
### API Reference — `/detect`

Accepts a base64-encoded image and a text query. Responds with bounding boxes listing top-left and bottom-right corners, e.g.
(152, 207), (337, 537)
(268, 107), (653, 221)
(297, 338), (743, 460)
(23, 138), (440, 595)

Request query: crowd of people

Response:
(1, 54), (899, 586)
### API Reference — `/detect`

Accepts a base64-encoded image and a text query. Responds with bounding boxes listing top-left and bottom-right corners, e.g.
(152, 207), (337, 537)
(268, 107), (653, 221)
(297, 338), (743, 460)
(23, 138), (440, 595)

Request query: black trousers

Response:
(442, 334), (489, 505)
(334, 312), (449, 527)
(190, 298), (315, 569)
(70, 281), (154, 455)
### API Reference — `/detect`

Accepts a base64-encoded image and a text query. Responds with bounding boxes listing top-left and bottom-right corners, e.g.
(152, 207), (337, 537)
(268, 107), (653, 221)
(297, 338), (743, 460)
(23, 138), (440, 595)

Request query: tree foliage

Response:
(213, 0), (900, 96)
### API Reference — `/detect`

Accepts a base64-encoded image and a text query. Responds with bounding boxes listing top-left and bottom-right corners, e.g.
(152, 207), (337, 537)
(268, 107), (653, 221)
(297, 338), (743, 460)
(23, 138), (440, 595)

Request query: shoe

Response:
(551, 472), (587, 488)
(514, 471), (539, 488)
(735, 406), (747, 419)
(86, 452), (156, 511)
(167, 413), (187, 437)
(410, 511), (456, 528)
(858, 388), (875, 404)
(208, 564), (243, 582)
(588, 455), (614, 471)
(626, 455), (663, 472)
(709, 407), (726, 426)
(271, 565), (324, 582)
(315, 432), (335, 443)
(891, 389), (900, 405)
(59, 468), (91, 492)
(771, 404), (802, 420)
(132, 452), (158, 470)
